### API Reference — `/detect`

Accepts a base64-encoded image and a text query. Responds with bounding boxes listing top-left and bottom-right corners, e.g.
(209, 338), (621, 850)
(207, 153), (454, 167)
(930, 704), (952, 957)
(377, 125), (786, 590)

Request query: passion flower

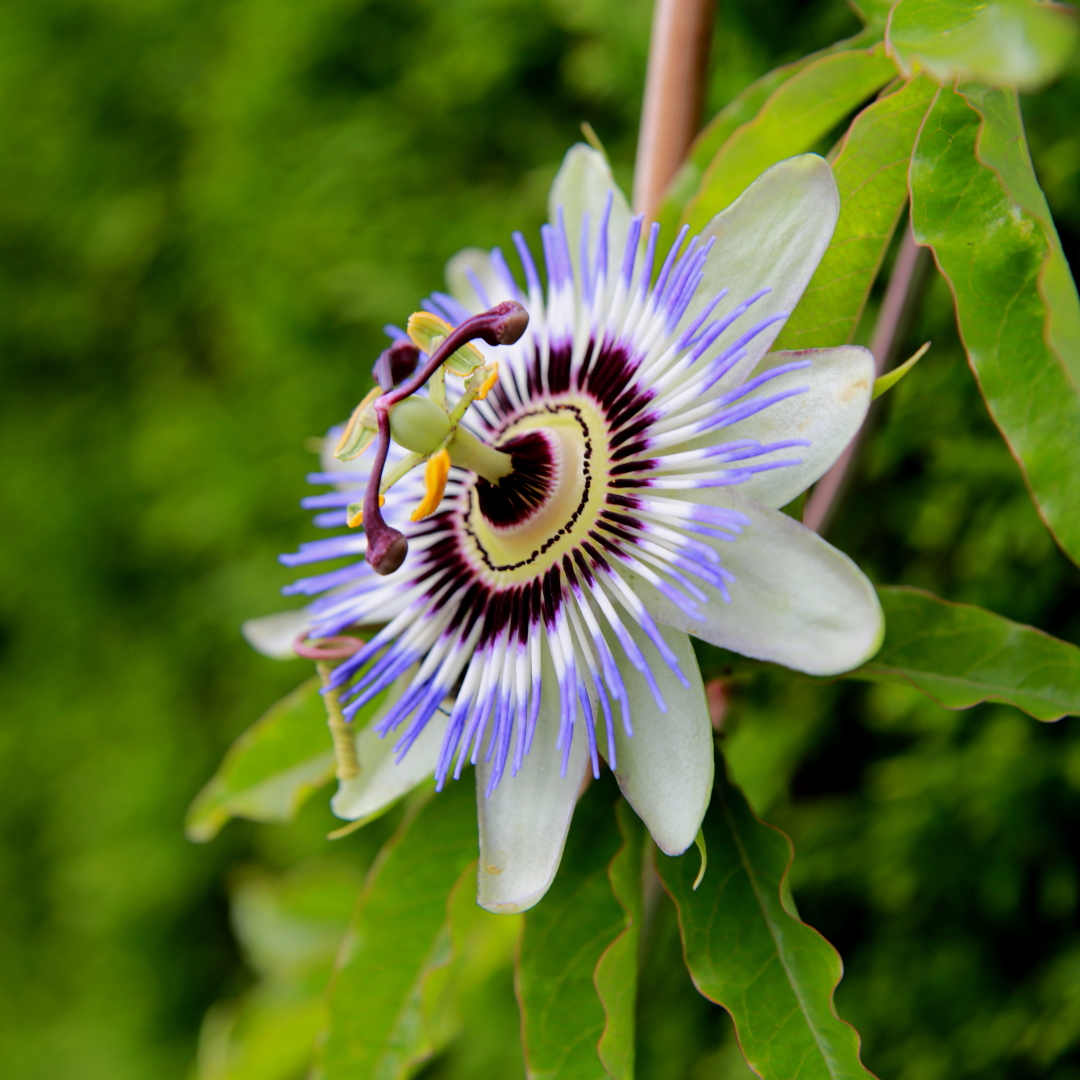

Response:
(245, 147), (883, 913)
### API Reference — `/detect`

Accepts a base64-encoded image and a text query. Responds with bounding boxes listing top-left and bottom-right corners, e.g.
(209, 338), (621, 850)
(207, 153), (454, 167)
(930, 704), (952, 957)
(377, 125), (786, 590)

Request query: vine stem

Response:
(632, 0), (717, 219)
(802, 225), (926, 534)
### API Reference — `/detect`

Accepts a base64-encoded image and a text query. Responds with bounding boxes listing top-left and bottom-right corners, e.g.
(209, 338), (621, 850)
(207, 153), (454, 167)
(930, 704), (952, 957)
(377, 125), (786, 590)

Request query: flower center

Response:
(460, 396), (611, 586)
(474, 430), (557, 528)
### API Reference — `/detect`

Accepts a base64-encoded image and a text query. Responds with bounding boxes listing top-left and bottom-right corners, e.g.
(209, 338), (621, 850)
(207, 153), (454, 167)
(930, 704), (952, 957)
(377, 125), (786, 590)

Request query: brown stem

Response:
(632, 0), (717, 220)
(802, 225), (927, 535)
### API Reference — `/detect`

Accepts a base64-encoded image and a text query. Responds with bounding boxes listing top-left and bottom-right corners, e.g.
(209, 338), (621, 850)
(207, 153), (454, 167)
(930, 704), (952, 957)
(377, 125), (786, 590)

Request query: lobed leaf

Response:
(681, 46), (897, 235)
(657, 754), (874, 1080)
(887, 0), (1078, 91)
(517, 776), (639, 1080)
(317, 779), (479, 1080)
(909, 84), (1080, 567)
(186, 678), (334, 842)
(847, 586), (1080, 721)
(774, 73), (937, 351)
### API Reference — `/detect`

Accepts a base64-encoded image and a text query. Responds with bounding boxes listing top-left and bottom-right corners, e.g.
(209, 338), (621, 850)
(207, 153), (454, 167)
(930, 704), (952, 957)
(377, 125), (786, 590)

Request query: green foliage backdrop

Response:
(2, 0), (1080, 1077)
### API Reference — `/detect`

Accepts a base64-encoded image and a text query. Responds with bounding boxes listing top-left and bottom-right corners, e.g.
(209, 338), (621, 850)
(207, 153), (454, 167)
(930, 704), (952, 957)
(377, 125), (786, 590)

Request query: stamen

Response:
(475, 361), (500, 400)
(411, 450), (451, 522)
(407, 311), (486, 376)
(346, 494), (384, 528)
(335, 386), (381, 460)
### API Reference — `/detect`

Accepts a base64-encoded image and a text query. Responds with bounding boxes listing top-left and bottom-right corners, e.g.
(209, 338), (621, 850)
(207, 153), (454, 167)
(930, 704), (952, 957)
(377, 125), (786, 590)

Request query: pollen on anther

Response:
(411, 449), (451, 522)
(347, 494), (385, 529)
(475, 362), (499, 401)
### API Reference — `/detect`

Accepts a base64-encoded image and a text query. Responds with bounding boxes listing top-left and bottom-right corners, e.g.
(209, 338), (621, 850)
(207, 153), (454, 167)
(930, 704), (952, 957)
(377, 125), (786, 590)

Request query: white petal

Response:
(608, 621), (713, 856)
(446, 247), (516, 315)
(695, 345), (875, 509)
(548, 143), (633, 286)
(636, 488), (884, 675)
(331, 677), (447, 823)
(690, 154), (839, 385)
(242, 610), (310, 660)
(476, 641), (589, 914)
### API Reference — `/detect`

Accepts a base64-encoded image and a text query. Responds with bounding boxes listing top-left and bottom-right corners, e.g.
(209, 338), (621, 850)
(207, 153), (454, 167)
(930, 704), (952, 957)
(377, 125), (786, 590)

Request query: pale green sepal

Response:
(476, 641), (590, 914)
(696, 345), (876, 510)
(242, 609), (310, 660)
(689, 155), (840, 391)
(548, 143), (633, 289)
(636, 488), (885, 676)
(693, 829), (708, 891)
(607, 622), (713, 857)
(873, 341), (930, 399)
(330, 673), (448, 824)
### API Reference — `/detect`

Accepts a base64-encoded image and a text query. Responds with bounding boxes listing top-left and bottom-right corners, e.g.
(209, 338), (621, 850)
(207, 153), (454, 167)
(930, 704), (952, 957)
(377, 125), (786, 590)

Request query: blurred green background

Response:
(3, 0), (1080, 1077)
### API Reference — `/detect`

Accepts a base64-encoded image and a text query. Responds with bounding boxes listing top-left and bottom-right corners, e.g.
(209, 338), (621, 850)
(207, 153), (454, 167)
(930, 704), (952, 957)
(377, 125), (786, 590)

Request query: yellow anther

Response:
(335, 387), (381, 460)
(411, 449), (451, 522)
(406, 311), (485, 377)
(347, 495), (384, 529)
(475, 361), (499, 401)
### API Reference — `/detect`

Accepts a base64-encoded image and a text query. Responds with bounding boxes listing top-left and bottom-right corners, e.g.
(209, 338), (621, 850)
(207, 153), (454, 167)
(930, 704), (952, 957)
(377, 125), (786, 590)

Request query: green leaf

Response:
(418, 869), (521, 1055)
(198, 991), (327, 1080)
(848, 0), (897, 28)
(195, 860), (364, 1080)
(517, 775), (639, 1080)
(186, 678), (334, 842)
(887, 0), (1078, 91)
(657, 28), (887, 235)
(682, 46), (898, 235)
(230, 862), (365, 980)
(909, 84), (1080, 566)
(846, 586), (1080, 721)
(656, 755), (874, 1080)
(960, 82), (1080, 386)
(773, 73), (937, 352)
(317, 778), (479, 1080)
(594, 800), (645, 1080)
